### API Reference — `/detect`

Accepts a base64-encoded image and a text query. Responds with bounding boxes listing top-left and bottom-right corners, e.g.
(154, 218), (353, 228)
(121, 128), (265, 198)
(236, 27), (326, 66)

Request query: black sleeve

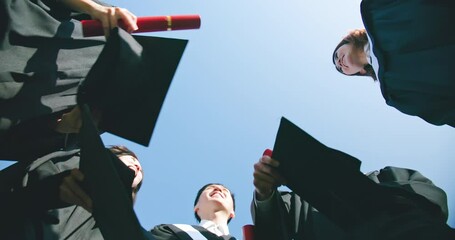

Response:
(149, 224), (179, 240)
(251, 191), (295, 240)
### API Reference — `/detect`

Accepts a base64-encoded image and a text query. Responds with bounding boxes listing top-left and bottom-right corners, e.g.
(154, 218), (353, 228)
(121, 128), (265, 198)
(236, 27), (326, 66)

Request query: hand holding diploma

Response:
(253, 149), (286, 200)
(60, 0), (138, 37)
(82, 15), (201, 37)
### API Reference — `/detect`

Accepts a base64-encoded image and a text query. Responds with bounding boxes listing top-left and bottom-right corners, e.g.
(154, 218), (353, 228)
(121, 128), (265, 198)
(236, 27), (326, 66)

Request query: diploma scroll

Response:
(82, 15), (201, 37)
(242, 225), (255, 240)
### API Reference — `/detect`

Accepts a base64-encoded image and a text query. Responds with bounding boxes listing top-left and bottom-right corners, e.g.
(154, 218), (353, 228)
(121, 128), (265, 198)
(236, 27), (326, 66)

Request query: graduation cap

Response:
(271, 117), (394, 229)
(273, 119), (455, 240)
(77, 27), (188, 146)
(79, 104), (149, 240)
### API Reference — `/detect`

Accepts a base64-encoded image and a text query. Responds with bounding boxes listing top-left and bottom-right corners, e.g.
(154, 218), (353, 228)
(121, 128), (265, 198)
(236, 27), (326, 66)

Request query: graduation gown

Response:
(360, 0), (455, 127)
(150, 224), (236, 240)
(0, 0), (187, 160)
(251, 191), (346, 240)
(0, 0), (107, 160)
(0, 149), (103, 240)
(0, 0), (107, 129)
(0, 147), (138, 240)
(251, 167), (454, 240)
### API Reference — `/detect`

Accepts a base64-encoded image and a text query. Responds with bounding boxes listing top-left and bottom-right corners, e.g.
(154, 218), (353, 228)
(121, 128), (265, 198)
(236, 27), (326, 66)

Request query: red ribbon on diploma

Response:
(81, 15), (201, 37)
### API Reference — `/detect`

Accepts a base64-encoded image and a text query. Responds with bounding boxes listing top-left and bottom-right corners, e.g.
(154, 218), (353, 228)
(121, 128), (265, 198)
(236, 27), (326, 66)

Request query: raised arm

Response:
(251, 153), (290, 240)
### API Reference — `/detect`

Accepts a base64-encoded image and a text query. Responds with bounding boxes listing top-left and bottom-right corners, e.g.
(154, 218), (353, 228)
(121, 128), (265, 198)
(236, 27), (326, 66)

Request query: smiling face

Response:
(118, 154), (143, 190)
(333, 43), (367, 75)
(194, 184), (235, 223)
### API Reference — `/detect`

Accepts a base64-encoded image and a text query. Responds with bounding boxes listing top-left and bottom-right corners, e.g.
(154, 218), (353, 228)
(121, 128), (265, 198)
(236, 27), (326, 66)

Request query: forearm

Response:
(59, 0), (104, 15)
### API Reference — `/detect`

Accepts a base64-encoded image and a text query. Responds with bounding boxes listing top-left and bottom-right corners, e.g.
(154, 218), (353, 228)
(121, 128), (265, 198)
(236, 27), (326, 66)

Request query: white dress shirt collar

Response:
(365, 35), (380, 80)
(364, 42), (372, 65)
(199, 219), (230, 236)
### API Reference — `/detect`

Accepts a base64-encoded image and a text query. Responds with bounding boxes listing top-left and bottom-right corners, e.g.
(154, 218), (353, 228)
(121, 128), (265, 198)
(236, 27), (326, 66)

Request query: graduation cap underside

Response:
(271, 117), (390, 229)
(77, 27), (188, 146)
(79, 104), (147, 240)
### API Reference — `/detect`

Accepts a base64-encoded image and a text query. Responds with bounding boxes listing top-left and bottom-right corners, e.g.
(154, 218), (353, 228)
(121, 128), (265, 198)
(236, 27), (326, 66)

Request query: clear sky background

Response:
(102, 0), (455, 237)
(1, 0), (454, 238)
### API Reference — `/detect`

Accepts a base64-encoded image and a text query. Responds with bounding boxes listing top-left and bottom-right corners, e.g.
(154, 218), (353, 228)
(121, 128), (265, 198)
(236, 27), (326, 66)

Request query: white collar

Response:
(364, 42), (372, 65)
(199, 219), (230, 236)
(365, 35), (380, 80)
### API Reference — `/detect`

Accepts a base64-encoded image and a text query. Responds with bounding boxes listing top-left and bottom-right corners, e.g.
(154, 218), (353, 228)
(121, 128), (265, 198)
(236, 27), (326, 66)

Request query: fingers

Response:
(96, 7), (137, 37)
(261, 155), (280, 168)
(259, 155), (286, 184)
(115, 8), (138, 33)
(59, 169), (93, 212)
(98, 6), (116, 37)
(103, 7), (115, 37)
(253, 169), (276, 192)
(253, 165), (277, 200)
(254, 159), (285, 186)
(253, 156), (286, 199)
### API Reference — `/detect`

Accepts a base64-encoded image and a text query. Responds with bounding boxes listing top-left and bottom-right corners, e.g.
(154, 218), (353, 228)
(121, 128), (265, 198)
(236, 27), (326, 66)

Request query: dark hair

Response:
(332, 29), (377, 81)
(193, 183), (236, 224)
(109, 145), (138, 159)
(108, 145), (142, 193)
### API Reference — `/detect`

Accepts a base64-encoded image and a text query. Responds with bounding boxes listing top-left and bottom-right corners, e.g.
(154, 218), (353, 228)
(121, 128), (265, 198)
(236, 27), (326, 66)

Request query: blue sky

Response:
(1, 0), (454, 237)
(104, 0), (455, 236)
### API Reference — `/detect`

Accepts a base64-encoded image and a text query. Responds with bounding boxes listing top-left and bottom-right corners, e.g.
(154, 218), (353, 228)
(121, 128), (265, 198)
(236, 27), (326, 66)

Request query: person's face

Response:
(118, 155), (143, 191)
(194, 184), (235, 220)
(333, 43), (366, 75)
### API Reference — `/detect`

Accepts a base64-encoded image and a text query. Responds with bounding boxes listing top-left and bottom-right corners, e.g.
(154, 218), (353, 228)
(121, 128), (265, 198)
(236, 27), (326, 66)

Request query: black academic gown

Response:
(0, 0), (107, 160)
(0, 0), (106, 126)
(252, 167), (454, 240)
(251, 191), (346, 240)
(0, 0), (187, 160)
(0, 149), (103, 240)
(360, 0), (455, 127)
(150, 224), (236, 240)
(0, 147), (139, 240)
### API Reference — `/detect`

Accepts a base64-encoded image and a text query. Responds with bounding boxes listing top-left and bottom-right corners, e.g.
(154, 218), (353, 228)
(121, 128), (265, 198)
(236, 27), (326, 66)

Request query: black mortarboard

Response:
(272, 118), (455, 240)
(77, 28), (188, 146)
(271, 117), (392, 228)
(79, 104), (147, 240)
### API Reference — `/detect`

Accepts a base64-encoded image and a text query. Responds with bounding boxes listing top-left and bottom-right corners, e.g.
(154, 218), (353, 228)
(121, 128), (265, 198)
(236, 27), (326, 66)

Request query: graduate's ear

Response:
(194, 206), (199, 214)
(359, 68), (367, 75)
(229, 211), (235, 219)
